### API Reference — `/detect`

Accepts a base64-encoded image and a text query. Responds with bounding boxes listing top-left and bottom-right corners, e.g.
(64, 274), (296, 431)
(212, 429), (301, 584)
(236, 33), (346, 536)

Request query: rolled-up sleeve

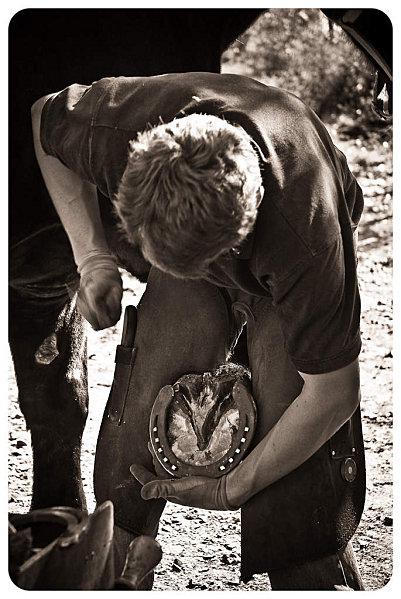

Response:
(270, 233), (361, 374)
(40, 81), (107, 184)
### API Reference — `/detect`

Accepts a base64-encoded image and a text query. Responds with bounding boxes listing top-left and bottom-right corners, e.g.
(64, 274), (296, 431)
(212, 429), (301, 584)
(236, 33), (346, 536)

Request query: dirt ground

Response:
(8, 129), (392, 590)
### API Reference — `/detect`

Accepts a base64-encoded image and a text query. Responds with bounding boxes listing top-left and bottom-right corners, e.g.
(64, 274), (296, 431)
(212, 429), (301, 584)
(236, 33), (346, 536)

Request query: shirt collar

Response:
(230, 137), (267, 260)
(231, 229), (255, 260)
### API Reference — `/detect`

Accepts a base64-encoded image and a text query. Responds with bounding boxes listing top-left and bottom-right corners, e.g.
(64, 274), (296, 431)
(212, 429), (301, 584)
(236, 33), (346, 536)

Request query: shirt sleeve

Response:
(40, 80), (108, 184)
(269, 233), (361, 374)
(334, 146), (365, 228)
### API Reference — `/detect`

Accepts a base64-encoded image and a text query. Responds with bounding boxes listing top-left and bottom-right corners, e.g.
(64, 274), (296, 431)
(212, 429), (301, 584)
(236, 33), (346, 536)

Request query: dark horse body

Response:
(9, 8), (263, 513)
(9, 8), (391, 584)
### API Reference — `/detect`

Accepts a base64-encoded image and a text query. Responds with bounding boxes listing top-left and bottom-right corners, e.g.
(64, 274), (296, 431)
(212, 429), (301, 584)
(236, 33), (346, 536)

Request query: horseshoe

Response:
(149, 366), (257, 478)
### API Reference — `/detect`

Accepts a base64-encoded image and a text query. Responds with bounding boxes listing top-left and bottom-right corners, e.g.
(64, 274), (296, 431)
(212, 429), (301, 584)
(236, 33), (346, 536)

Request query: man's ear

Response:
(255, 185), (264, 208)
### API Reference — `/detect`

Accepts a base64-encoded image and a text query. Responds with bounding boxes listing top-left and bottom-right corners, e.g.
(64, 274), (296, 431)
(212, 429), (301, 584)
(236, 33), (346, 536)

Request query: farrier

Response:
(31, 72), (365, 589)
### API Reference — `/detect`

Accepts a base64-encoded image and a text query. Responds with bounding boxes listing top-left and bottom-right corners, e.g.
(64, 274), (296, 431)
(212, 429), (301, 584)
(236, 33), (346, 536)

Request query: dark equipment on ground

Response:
(9, 502), (162, 590)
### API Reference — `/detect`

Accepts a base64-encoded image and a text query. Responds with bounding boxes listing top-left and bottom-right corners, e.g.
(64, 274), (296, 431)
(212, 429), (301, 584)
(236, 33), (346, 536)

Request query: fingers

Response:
(91, 282), (122, 329)
(77, 271), (123, 330)
(104, 283), (123, 323)
(97, 291), (121, 329)
(141, 480), (183, 501)
(131, 469), (228, 509)
(77, 292), (101, 330)
(141, 481), (170, 500)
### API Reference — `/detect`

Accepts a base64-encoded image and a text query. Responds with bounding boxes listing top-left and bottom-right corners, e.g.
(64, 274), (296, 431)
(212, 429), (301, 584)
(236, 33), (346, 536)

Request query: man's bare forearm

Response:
(226, 359), (361, 507)
(31, 96), (123, 330)
(31, 96), (110, 267)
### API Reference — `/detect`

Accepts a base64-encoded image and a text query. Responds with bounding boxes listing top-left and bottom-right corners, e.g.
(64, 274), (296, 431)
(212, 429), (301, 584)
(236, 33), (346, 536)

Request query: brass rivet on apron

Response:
(341, 457), (357, 482)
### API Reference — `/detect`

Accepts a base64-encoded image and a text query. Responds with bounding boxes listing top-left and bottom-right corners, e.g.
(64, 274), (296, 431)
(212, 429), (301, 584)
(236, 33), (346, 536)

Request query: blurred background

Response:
(222, 8), (391, 141)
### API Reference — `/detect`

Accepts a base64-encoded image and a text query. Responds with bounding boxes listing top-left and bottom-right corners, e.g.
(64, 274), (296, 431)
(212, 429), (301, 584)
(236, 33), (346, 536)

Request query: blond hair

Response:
(114, 114), (262, 278)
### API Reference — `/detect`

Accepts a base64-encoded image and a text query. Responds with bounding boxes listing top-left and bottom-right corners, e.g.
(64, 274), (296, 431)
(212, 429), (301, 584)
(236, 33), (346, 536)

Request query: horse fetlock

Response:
(29, 424), (87, 509)
(30, 424), (83, 456)
(21, 387), (88, 440)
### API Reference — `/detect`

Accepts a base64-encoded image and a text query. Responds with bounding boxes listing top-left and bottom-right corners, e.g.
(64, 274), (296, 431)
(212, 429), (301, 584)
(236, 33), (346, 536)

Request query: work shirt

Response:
(40, 72), (364, 374)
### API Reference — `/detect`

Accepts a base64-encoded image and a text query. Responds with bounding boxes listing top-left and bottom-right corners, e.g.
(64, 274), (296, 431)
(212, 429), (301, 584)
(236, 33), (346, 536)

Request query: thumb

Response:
(130, 464), (158, 485)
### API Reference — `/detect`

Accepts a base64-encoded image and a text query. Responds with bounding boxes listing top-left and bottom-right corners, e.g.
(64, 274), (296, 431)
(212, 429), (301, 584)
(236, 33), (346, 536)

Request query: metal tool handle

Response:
(121, 305), (137, 348)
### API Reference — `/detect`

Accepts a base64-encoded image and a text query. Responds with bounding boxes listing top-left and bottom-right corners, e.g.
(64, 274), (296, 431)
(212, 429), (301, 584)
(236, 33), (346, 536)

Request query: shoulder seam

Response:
(88, 80), (115, 180)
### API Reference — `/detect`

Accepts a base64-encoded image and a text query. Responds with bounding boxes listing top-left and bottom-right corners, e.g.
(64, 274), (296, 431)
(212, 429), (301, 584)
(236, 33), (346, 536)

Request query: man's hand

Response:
(130, 464), (237, 511)
(221, 360), (362, 506)
(77, 267), (123, 330)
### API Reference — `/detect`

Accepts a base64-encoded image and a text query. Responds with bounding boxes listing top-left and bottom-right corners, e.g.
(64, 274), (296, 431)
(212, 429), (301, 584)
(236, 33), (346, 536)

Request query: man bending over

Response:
(31, 72), (365, 589)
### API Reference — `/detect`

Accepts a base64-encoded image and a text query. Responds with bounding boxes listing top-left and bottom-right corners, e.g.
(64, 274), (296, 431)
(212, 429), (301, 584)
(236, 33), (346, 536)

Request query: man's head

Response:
(114, 114), (263, 278)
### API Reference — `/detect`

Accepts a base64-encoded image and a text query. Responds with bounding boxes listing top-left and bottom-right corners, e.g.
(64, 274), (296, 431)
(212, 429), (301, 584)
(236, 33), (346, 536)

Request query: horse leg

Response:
(9, 294), (88, 511)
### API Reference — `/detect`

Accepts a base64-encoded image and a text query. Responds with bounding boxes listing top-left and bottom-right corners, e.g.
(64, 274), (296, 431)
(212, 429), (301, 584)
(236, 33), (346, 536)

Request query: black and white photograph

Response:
(7, 5), (394, 591)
